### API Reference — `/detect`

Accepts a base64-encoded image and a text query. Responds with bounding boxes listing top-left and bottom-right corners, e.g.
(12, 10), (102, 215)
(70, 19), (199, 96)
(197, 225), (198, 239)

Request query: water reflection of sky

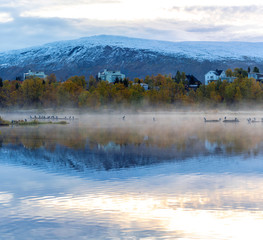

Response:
(1, 114), (263, 239)
(1, 160), (263, 240)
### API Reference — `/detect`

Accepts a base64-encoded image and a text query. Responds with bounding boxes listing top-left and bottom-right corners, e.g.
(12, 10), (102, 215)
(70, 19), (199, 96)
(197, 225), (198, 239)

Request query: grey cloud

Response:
(172, 5), (263, 14)
(0, 17), (170, 51)
(156, 18), (227, 32)
(0, 6), (22, 18)
(168, 5), (263, 37)
(0, 13), (263, 52)
(186, 26), (227, 33)
(0, 17), (81, 51)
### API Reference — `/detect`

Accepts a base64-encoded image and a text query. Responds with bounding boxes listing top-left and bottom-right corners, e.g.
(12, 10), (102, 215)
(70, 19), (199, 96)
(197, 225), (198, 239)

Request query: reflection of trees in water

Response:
(202, 124), (262, 155)
(0, 122), (263, 157)
(0, 121), (263, 171)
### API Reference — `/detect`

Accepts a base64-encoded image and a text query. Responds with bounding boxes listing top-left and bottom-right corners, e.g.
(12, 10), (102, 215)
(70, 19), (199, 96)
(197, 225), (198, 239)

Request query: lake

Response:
(1, 112), (263, 239)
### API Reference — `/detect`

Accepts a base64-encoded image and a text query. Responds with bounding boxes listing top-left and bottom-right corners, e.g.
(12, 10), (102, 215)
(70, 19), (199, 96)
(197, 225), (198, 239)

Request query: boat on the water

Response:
(247, 118), (263, 123)
(204, 117), (221, 122)
(223, 117), (239, 123)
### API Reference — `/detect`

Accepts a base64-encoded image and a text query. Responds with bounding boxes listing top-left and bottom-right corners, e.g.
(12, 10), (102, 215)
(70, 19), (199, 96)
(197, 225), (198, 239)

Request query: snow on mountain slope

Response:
(1, 35), (263, 63)
(0, 35), (263, 81)
(71, 35), (263, 61)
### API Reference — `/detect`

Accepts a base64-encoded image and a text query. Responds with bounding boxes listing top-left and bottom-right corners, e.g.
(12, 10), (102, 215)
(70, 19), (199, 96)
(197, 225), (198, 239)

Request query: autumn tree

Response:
(175, 71), (181, 83)
(78, 91), (90, 107)
(234, 87), (242, 102)
(88, 75), (98, 90)
(67, 76), (86, 89)
(58, 78), (84, 105)
(47, 73), (57, 84)
(233, 68), (248, 78)
(225, 69), (233, 77)
(181, 72), (187, 84)
(21, 77), (44, 105)
(224, 84), (235, 103)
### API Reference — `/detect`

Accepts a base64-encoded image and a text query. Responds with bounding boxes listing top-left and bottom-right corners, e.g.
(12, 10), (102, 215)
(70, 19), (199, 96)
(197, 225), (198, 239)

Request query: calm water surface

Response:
(1, 112), (263, 239)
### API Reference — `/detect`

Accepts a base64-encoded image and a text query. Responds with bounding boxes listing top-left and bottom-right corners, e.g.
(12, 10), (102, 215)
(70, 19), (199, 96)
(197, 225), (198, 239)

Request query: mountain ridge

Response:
(0, 35), (262, 82)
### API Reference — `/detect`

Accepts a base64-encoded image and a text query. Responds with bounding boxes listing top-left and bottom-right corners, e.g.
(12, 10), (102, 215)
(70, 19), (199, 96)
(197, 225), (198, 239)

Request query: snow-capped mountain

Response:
(0, 35), (263, 82)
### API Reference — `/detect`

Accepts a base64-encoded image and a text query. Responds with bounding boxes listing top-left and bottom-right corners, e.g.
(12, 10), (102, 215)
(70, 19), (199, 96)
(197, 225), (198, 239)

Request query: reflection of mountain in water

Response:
(0, 140), (200, 172)
(0, 135), (218, 172)
(1, 134), (259, 174)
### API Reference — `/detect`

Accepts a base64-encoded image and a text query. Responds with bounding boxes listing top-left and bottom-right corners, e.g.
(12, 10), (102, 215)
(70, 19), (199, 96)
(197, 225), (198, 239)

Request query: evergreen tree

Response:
(123, 78), (129, 87)
(253, 67), (260, 73)
(0, 78), (3, 88)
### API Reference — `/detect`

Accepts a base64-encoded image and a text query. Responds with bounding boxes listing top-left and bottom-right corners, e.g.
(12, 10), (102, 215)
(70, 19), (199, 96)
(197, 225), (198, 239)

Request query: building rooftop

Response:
(214, 70), (223, 76)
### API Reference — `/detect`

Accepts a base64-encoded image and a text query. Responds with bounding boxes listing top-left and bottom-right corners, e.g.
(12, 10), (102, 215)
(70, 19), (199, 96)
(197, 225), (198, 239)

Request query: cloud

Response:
(0, 17), (78, 51)
(170, 5), (263, 23)
(1, 1), (263, 51)
(0, 16), (188, 51)
(172, 5), (262, 13)
(0, 15), (263, 52)
(1, 0), (120, 7)
(0, 12), (13, 23)
(186, 26), (227, 33)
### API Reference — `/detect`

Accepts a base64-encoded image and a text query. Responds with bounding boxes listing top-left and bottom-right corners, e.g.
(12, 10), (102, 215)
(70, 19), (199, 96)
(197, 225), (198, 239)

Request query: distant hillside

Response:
(0, 35), (263, 82)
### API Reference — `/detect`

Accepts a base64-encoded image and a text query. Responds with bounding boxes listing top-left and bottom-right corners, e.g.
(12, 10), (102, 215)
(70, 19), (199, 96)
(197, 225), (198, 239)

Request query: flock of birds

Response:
(204, 116), (263, 123)
(27, 115), (158, 122)
(25, 115), (262, 123)
(247, 118), (263, 123)
(30, 115), (75, 120)
(121, 115), (262, 123)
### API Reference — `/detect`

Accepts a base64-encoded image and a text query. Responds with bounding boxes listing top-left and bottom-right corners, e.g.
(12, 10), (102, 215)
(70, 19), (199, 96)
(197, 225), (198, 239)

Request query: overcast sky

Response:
(1, 0), (263, 51)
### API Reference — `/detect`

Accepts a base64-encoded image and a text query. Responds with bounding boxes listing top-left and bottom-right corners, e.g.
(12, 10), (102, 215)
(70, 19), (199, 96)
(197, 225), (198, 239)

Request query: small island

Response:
(0, 117), (67, 126)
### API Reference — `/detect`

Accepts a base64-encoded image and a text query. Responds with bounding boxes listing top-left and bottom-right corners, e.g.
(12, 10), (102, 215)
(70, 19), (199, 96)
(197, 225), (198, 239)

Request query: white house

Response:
(205, 70), (226, 85)
(132, 82), (149, 90)
(248, 72), (263, 81)
(205, 70), (236, 85)
(140, 83), (148, 90)
(24, 70), (47, 80)
(98, 69), (125, 83)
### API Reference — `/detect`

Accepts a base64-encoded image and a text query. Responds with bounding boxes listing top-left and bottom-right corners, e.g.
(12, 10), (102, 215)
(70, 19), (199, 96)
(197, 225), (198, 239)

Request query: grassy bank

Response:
(16, 120), (68, 125)
(0, 117), (10, 126)
(0, 117), (68, 127)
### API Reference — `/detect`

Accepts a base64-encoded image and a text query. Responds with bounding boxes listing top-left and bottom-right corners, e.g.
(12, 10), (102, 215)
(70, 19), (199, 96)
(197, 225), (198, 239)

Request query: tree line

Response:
(0, 68), (263, 109)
